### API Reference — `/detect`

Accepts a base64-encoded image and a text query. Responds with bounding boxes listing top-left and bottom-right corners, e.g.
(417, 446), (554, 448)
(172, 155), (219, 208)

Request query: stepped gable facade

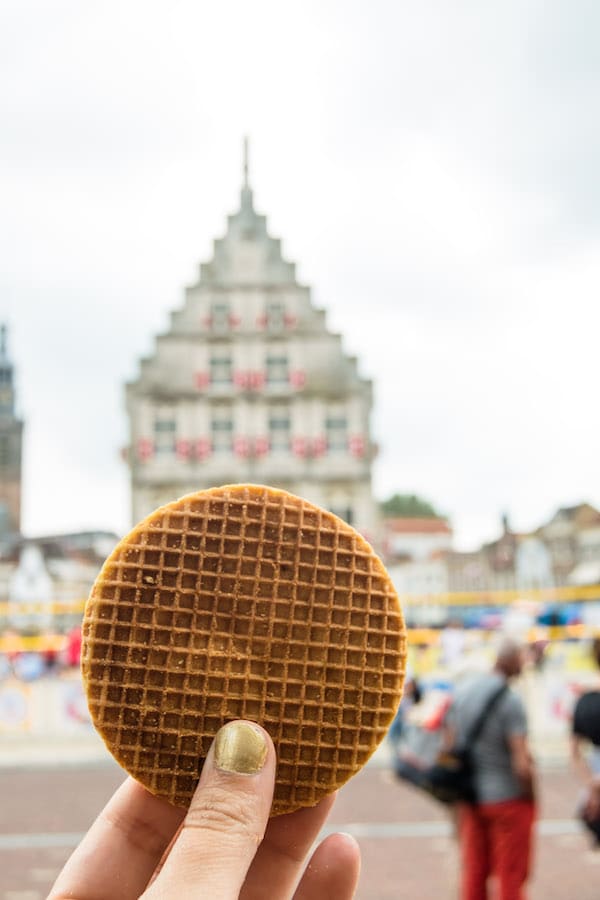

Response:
(125, 148), (377, 537)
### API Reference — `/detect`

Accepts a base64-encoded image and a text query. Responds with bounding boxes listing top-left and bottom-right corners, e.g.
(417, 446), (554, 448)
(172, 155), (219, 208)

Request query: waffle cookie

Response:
(82, 484), (406, 814)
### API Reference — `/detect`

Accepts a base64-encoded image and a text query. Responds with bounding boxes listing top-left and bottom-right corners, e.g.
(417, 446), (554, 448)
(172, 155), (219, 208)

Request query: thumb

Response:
(143, 721), (275, 900)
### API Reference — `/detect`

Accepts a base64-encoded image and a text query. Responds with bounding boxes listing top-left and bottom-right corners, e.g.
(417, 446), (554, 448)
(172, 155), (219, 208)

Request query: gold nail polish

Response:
(214, 722), (268, 775)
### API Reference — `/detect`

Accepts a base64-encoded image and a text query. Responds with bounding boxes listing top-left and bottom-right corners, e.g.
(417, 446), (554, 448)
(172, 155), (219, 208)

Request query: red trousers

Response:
(459, 799), (535, 900)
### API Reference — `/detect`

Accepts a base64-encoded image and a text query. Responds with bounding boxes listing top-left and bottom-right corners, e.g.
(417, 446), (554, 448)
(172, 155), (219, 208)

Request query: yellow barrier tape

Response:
(0, 600), (86, 616)
(401, 584), (600, 606)
(0, 584), (600, 616)
(2, 625), (600, 654)
(0, 634), (67, 652)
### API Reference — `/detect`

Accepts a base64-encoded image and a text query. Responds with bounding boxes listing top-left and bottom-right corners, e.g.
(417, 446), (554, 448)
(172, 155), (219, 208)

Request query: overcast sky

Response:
(1, 1), (599, 550)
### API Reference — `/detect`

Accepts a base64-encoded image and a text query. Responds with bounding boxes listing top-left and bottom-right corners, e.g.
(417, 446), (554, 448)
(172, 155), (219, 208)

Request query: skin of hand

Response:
(48, 720), (361, 900)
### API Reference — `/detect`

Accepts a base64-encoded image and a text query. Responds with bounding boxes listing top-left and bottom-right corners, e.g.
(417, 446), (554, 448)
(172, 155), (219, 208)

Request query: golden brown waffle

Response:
(82, 484), (406, 814)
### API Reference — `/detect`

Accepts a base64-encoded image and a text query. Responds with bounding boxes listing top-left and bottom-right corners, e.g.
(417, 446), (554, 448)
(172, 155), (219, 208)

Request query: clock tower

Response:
(0, 325), (24, 536)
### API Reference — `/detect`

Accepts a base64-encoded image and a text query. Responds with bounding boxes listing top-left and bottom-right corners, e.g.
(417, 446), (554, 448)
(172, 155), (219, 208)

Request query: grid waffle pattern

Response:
(82, 484), (406, 814)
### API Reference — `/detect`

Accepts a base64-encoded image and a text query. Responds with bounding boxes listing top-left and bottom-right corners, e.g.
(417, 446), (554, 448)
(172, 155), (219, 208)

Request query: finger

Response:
(143, 720), (275, 900)
(293, 833), (361, 900)
(48, 777), (185, 900)
(239, 794), (337, 899)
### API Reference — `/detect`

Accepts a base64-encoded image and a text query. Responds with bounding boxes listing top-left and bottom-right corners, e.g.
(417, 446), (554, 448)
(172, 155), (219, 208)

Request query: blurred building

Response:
(383, 516), (453, 563)
(125, 146), (377, 536)
(538, 503), (600, 586)
(383, 517), (452, 624)
(446, 516), (537, 593)
(0, 325), (23, 537)
(444, 505), (600, 595)
(0, 531), (119, 632)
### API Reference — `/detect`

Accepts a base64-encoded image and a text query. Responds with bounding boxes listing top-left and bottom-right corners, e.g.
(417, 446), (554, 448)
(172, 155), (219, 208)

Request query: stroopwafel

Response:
(82, 484), (406, 814)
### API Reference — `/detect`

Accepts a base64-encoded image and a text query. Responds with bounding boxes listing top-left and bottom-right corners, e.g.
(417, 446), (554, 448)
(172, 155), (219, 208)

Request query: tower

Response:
(126, 146), (377, 537)
(0, 325), (24, 536)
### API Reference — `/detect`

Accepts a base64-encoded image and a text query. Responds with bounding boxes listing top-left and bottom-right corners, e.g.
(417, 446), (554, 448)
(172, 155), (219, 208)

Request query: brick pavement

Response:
(0, 762), (598, 899)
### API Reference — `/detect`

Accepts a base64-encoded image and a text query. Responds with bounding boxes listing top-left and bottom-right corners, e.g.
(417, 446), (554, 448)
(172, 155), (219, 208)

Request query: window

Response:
(153, 417), (176, 455)
(211, 413), (234, 452)
(266, 302), (285, 333)
(268, 407), (291, 452)
(210, 355), (233, 384)
(210, 302), (230, 334)
(266, 354), (289, 385)
(325, 415), (347, 452)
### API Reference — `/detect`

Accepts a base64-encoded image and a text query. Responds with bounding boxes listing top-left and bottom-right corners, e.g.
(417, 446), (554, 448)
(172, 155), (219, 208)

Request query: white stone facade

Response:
(126, 164), (377, 537)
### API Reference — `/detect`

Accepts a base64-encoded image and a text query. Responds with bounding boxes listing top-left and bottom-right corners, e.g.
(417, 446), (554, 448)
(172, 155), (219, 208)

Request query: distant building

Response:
(444, 505), (600, 596)
(0, 531), (119, 632)
(382, 517), (452, 622)
(446, 517), (523, 594)
(445, 549), (490, 594)
(383, 517), (452, 563)
(125, 145), (377, 536)
(537, 503), (600, 586)
(0, 326), (23, 537)
(514, 536), (554, 591)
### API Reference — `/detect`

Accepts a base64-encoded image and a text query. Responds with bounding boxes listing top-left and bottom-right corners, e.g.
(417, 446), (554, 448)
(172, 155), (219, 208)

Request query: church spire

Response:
(240, 136), (254, 214)
(243, 136), (249, 189)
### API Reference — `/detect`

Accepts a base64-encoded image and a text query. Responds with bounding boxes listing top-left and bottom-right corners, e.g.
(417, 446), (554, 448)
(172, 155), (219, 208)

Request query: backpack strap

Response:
(465, 682), (509, 746)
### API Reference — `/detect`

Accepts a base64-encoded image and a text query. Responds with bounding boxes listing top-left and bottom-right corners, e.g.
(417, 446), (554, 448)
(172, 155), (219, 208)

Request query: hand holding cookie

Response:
(51, 483), (405, 898)
(49, 720), (361, 899)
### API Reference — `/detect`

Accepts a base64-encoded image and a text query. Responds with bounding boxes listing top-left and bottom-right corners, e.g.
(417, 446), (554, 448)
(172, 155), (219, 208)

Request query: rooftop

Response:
(383, 517), (452, 535)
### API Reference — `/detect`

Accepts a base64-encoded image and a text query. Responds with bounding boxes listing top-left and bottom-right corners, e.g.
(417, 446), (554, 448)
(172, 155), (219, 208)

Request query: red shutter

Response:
(349, 435), (365, 457)
(175, 439), (191, 460)
(137, 438), (154, 461)
(254, 437), (270, 456)
(291, 437), (306, 457)
(233, 437), (250, 457)
(194, 438), (212, 460)
(233, 370), (248, 388)
(194, 371), (210, 389)
(290, 370), (306, 388)
(312, 436), (328, 457)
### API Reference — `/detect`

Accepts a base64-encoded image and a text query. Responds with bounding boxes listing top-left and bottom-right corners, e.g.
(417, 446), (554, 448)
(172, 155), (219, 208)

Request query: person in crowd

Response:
(571, 637), (600, 845)
(447, 638), (536, 900)
(64, 624), (82, 668)
(49, 720), (360, 900)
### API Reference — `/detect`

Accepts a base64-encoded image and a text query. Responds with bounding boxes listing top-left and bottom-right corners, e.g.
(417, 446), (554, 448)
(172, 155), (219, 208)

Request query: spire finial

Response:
(243, 136), (249, 188)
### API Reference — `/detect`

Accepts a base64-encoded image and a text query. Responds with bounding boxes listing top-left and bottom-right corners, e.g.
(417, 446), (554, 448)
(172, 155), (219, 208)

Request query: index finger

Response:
(143, 720), (276, 900)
